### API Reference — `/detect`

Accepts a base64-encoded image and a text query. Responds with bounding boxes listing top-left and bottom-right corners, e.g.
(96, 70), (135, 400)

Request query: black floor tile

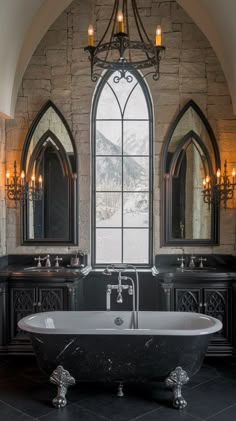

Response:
(0, 356), (236, 421)
(0, 399), (36, 420)
(133, 406), (202, 420)
(76, 391), (160, 421)
(0, 374), (61, 418)
(184, 376), (236, 419)
(205, 403), (236, 421)
(39, 403), (110, 421)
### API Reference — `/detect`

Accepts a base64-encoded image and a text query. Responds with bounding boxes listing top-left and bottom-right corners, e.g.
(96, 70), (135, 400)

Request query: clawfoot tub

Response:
(18, 310), (222, 409)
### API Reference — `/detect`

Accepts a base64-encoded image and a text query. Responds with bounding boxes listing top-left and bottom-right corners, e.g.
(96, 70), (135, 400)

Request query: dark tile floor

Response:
(0, 355), (236, 420)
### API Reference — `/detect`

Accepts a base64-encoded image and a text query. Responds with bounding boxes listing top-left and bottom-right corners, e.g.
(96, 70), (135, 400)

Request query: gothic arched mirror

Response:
(21, 100), (78, 244)
(161, 100), (220, 245)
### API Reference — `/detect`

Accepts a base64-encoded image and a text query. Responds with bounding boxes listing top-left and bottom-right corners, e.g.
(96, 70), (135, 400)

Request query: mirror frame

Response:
(161, 100), (220, 246)
(21, 100), (78, 245)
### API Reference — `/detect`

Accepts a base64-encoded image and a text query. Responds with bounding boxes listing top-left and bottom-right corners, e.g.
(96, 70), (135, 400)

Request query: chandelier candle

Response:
(88, 25), (94, 47)
(156, 25), (162, 46)
(117, 10), (124, 32)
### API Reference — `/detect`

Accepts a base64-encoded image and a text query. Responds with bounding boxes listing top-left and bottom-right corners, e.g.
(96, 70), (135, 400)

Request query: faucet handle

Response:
(34, 256), (43, 268)
(54, 256), (63, 268)
(198, 257), (207, 268)
(44, 254), (51, 268)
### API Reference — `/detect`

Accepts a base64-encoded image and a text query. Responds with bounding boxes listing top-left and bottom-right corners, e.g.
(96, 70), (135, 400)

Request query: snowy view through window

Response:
(94, 71), (151, 264)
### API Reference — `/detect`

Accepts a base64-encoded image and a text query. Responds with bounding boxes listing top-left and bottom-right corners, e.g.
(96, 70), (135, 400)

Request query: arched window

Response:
(92, 71), (153, 265)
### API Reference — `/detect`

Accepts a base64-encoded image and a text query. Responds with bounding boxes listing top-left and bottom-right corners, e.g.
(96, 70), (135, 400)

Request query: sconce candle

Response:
(232, 168), (236, 182)
(21, 170), (25, 185)
(38, 175), (43, 188)
(88, 25), (94, 46)
(31, 174), (35, 188)
(216, 169), (221, 184)
(6, 170), (10, 182)
(117, 10), (124, 32)
(156, 25), (162, 46)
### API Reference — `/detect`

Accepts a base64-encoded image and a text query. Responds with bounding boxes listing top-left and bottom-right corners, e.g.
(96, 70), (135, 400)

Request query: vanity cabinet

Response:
(174, 285), (232, 355)
(7, 279), (81, 354)
(158, 273), (234, 356)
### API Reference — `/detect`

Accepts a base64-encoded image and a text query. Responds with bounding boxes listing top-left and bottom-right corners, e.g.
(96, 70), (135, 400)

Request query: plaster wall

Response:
(4, 0), (236, 257)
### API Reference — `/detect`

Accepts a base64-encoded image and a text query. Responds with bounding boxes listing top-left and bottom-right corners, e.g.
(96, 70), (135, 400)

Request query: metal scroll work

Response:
(165, 366), (189, 409)
(50, 365), (75, 408)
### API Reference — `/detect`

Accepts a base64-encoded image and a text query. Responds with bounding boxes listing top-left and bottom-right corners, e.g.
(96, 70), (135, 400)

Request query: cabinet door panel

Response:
(204, 288), (231, 342)
(38, 288), (65, 311)
(175, 288), (201, 312)
(10, 287), (36, 341)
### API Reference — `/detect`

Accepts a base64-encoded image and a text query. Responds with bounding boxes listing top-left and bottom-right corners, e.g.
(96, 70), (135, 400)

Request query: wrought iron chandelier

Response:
(5, 161), (43, 207)
(202, 160), (236, 209)
(84, 0), (165, 82)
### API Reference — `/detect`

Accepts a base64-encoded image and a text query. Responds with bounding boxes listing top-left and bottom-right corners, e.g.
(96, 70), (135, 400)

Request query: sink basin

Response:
(176, 267), (216, 272)
(24, 267), (66, 272)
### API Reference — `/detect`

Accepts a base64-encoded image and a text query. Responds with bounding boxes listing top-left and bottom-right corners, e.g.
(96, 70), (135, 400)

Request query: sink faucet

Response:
(189, 255), (196, 268)
(44, 254), (51, 268)
(103, 264), (139, 329)
(34, 256), (43, 267)
(198, 257), (207, 268)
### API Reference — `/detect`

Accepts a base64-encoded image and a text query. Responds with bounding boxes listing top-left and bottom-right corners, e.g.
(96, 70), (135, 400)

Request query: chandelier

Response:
(5, 161), (43, 207)
(84, 0), (165, 82)
(202, 160), (236, 209)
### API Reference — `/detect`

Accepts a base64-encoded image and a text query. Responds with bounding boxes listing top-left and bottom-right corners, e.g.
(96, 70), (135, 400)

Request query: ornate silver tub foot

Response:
(50, 365), (76, 408)
(165, 366), (189, 409)
(117, 383), (124, 397)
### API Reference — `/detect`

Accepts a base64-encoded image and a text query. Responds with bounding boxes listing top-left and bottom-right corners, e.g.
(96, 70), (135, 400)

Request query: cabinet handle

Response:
(33, 302), (37, 307)
(37, 302), (41, 307)
(199, 303), (203, 308)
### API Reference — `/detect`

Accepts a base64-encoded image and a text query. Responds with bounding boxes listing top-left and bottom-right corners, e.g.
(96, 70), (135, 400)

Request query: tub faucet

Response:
(103, 264), (139, 329)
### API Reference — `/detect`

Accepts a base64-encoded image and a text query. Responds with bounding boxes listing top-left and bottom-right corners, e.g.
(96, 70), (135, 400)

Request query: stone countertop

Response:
(0, 265), (92, 282)
(151, 265), (236, 281)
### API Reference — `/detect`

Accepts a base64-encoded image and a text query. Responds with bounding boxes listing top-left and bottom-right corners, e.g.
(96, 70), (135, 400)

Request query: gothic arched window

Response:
(92, 71), (153, 265)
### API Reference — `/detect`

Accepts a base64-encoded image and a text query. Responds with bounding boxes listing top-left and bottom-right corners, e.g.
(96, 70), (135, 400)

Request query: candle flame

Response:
(232, 168), (236, 177)
(216, 169), (221, 178)
(88, 24), (94, 36)
(21, 170), (25, 179)
(6, 170), (10, 179)
(206, 175), (210, 184)
(117, 10), (123, 23)
(156, 25), (162, 36)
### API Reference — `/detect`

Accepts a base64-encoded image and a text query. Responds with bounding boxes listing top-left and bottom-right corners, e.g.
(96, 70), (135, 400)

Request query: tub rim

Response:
(18, 311), (223, 336)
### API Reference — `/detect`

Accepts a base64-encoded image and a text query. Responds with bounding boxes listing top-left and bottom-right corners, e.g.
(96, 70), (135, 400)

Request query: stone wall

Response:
(0, 116), (6, 256)
(4, 0), (236, 256)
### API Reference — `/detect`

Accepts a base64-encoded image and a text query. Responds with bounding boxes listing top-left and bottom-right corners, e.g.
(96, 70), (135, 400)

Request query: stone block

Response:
(207, 82), (230, 96)
(164, 31), (182, 48)
(51, 74), (71, 89)
(50, 12), (68, 30)
(46, 50), (67, 66)
(52, 65), (71, 76)
(170, 3), (193, 23)
(180, 49), (205, 63)
(41, 30), (67, 50)
(155, 90), (180, 105)
(156, 74), (179, 90)
(180, 77), (207, 93)
(23, 65), (51, 80)
(179, 62), (205, 78)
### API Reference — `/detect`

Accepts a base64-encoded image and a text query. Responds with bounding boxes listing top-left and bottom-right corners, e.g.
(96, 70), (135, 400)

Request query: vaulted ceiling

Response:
(0, 0), (235, 117)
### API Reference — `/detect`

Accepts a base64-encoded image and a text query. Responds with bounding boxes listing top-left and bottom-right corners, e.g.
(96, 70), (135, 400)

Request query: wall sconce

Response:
(5, 160), (43, 207)
(202, 160), (236, 209)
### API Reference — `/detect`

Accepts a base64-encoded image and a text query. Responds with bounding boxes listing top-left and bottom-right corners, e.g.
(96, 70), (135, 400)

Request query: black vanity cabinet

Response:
(173, 283), (232, 356)
(7, 277), (81, 354)
(158, 273), (233, 356)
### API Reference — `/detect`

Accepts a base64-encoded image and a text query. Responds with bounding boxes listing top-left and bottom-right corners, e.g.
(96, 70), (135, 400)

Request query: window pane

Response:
(96, 193), (121, 227)
(107, 71), (138, 113)
(124, 83), (148, 119)
(123, 193), (149, 227)
(97, 83), (121, 119)
(96, 157), (122, 191)
(123, 157), (149, 191)
(123, 121), (149, 155)
(96, 229), (121, 263)
(123, 229), (149, 263)
(96, 121), (122, 155)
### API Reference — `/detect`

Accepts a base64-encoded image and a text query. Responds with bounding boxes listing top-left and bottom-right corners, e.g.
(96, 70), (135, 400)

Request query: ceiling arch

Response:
(0, 0), (236, 117)
(177, 0), (236, 113)
(0, 0), (73, 118)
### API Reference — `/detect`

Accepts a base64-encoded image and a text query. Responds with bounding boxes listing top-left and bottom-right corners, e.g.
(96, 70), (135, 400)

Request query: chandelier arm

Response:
(97, 0), (119, 48)
(132, 0), (153, 49)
